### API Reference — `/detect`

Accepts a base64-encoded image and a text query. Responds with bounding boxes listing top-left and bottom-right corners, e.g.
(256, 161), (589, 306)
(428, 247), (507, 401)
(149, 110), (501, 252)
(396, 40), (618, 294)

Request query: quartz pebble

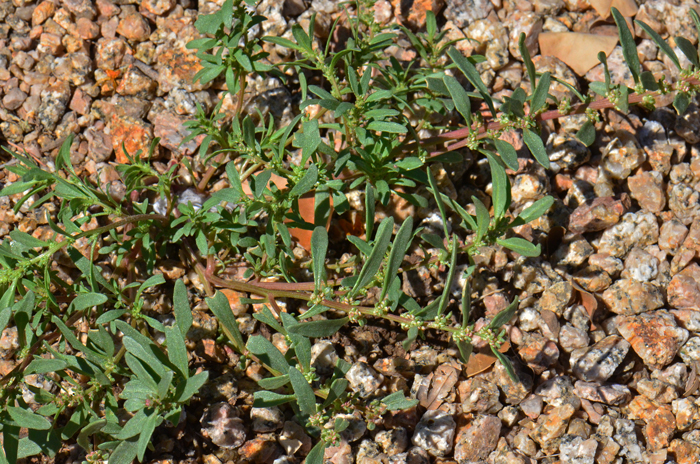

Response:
(411, 410), (455, 457)
(668, 263), (700, 310)
(201, 403), (246, 449)
(453, 414), (500, 463)
(346, 362), (384, 398)
(618, 310), (689, 370)
(571, 335), (630, 382)
(574, 381), (631, 405)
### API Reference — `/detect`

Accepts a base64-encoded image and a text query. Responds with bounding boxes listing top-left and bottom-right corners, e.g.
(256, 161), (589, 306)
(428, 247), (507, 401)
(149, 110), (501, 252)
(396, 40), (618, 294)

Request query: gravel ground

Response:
(2, 0), (700, 463)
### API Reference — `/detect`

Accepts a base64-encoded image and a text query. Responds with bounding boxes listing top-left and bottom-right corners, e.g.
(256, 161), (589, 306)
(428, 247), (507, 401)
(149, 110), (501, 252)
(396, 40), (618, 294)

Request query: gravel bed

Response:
(2, 0), (700, 463)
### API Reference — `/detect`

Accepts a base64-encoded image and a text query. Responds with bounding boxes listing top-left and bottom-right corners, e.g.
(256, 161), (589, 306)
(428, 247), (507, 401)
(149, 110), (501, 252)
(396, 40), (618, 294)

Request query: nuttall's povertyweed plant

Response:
(2, 0), (700, 461)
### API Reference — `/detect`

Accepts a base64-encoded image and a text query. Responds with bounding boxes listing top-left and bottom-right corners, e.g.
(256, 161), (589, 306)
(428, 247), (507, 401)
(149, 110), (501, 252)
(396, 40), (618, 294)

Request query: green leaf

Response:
(173, 371), (209, 402)
(137, 413), (160, 462)
(322, 378), (349, 408)
(306, 440), (327, 464)
(365, 183), (375, 239)
(381, 391), (419, 411)
(253, 306), (285, 334)
(448, 47), (497, 118)
(367, 121), (407, 134)
(247, 335), (289, 375)
(436, 235), (458, 318)
(676, 36), (700, 68)
(253, 391), (296, 408)
(493, 349), (519, 383)
(483, 151), (510, 219)
(427, 168), (449, 238)
(488, 296), (519, 329)
(576, 120), (596, 147)
(291, 23), (313, 52)
(258, 375), (290, 389)
(512, 196), (554, 226)
(7, 407), (51, 430)
(263, 36), (304, 51)
(77, 419), (106, 451)
(165, 325), (189, 379)
(0, 307), (12, 335)
(473, 196), (490, 243)
(422, 232), (446, 251)
(311, 226), (328, 293)
(493, 139), (519, 171)
(350, 217), (394, 297)
(123, 336), (166, 378)
(531, 71), (551, 113)
(617, 84), (629, 114)
(207, 291), (245, 353)
(9, 230), (48, 248)
(588, 81), (608, 97)
(381, 217), (414, 300)
(443, 74), (472, 126)
(173, 279), (192, 337)
(288, 366), (316, 416)
(226, 161), (244, 198)
(611, 7), (641, 84)
(635, 20), (681, 70)
(0, 180), (37, 197)
(70, 293), (108, 312)
(522, 129), (550, 169)
(456, 339), (473, 364)
(289, 164), (318, 197)
(674, 91), (691, 115)
(519, 33), (537, 93)
(640, 71), (658, 91)
(287, 317), (349, 338)
(108, 437), (139, 464)
(25, 358), (67, 375)
(497, 236), (541, 257)
(403, 326), (418, 350)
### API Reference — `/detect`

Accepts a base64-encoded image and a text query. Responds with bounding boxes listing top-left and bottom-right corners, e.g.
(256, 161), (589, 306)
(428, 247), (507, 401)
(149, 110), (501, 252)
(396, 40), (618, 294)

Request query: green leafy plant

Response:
(1, 1), (699, 462)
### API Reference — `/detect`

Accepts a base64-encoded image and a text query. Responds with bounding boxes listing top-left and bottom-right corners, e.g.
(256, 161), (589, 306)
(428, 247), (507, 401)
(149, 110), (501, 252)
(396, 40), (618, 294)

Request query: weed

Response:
(1, 1), (700, 462)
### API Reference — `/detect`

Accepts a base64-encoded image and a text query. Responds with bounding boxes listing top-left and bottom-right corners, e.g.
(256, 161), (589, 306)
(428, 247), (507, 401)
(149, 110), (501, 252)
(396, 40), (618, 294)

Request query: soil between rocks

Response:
(2, 0), (700, 464)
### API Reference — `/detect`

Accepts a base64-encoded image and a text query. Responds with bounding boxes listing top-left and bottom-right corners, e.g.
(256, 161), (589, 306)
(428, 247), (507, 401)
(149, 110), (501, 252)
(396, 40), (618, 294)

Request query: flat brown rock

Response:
(568, 195), (630, 234)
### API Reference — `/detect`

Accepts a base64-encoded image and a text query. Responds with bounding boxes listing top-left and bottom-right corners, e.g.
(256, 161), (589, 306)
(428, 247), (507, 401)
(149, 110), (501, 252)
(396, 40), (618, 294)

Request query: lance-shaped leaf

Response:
(611, 7), (640, 84)
(288, 366), (316, 416)
(382, 391), (419, 411)
(427, 168), (449, 238)
(676, 36), (700, 69)
(443, 74), (472, 126)
(287, 317), (349, 338)
(493, 138), (519, 171)
(247, 335), (289, 375)
(530, 71), (551, 113)
(482, 151), (511, 219)
(634, 20), (681, 70)
(381, 216), (414, 300)
(254, 391), (297, 408)
(306, 441), (328, 464)
(350, 217), (394, 297)
(576, 120), (596, 147)
(311, 226), (328, 293)
(510, 196), (554, 228)
(497, 236), (542, 257)
(207, 291), (245, 353)
(447, 47), (497, 118)
(522, 129), (550, 169)
(493, 349), (519, 383)
(488, 296), (519, 330)
(456, 339), (473, 364)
